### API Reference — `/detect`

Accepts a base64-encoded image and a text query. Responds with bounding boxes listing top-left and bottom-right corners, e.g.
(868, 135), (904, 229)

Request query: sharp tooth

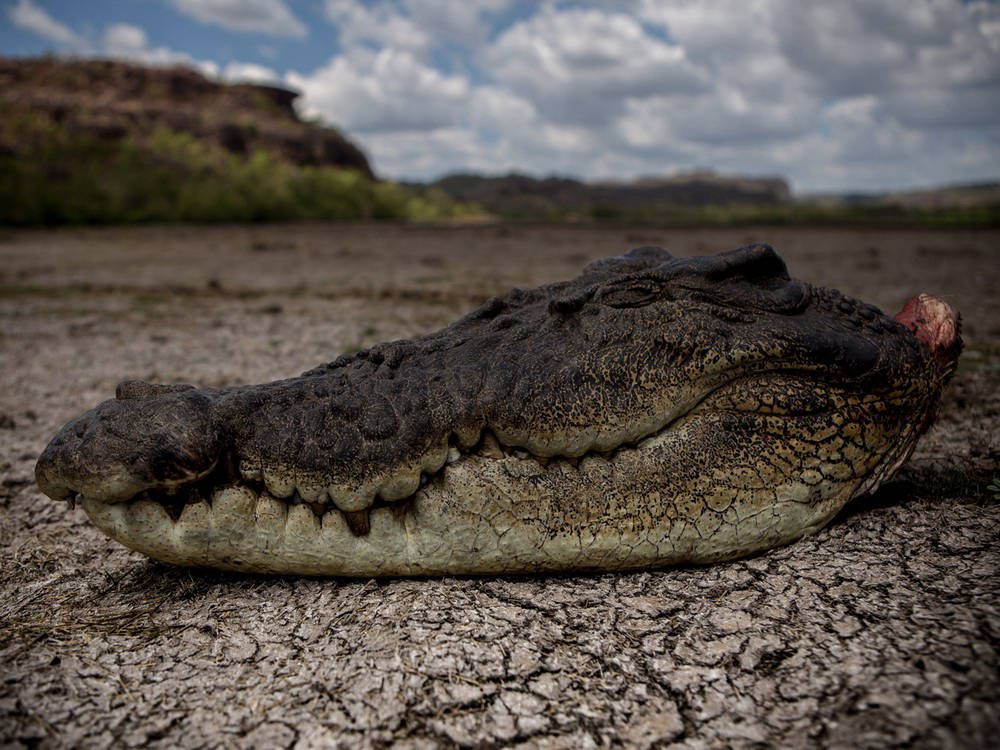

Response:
(446, 446), (462, 464)
(220, 451), (239, 482)
(379, 470), (420, 501)
(262, 468), (294, 498)
(343, 509), (371, 536)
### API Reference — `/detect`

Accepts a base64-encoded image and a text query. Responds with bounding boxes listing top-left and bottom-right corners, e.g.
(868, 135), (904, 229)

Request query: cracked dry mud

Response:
(1, 224), (998, 748)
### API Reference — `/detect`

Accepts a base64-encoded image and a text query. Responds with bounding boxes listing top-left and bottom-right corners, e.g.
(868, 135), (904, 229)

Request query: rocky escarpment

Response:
(429, 170), (792, 221)
(0, 57), (373, 177)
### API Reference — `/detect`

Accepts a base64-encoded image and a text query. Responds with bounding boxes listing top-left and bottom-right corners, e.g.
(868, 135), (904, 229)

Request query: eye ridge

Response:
(595, 279), (669, 308)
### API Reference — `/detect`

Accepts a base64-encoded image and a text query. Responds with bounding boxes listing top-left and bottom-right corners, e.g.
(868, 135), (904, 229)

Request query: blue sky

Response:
(3, 0), (999, 192)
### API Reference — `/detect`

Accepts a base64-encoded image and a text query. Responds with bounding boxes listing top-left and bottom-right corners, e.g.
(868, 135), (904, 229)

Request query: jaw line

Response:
(73, 368), (857, 532)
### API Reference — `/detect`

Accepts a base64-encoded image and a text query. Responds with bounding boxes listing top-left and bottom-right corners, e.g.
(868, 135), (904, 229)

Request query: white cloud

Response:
(324, 0), (513, 54)
(8, 0), (86, 48)
(359, 127), (494, 177)
(222, 61), (280, 84)
(171, 0), (306, 38)
(102, 22), (219, 77)
(468, 87), (537, 130)
(287, 48), (469, 133)
(401, 0), (511, 45)
(626, 0), (1000, 189)
(638, 0), (1000, 123)
(324, 0), (429, 53)
(9, 0), (998, 191)
(103, 23), (148, 53)
(102, 21), (283, 84)
(281, 0), (1000, 189)
(486, 7), (707, 124)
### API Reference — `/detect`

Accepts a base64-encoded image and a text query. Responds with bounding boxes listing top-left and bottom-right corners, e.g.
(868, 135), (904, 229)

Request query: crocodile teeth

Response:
(343, 509), (371, 536)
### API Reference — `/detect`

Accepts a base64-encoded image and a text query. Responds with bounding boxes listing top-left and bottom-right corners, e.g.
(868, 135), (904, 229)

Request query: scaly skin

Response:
(35, 244), (961, 575)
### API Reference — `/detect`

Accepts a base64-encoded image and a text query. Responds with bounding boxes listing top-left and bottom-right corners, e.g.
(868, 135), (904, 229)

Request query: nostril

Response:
(35, 452), (71, 501)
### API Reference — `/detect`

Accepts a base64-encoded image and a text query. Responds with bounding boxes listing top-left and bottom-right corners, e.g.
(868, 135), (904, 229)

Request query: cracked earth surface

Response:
(1, 224), (998, 748)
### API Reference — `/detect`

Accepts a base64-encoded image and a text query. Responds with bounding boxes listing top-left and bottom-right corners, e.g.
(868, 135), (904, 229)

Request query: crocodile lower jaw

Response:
(78, 435), (667, 576)
(77, 419), (872, 576)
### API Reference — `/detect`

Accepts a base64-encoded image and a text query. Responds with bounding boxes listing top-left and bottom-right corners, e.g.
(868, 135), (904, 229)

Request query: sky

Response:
(2, 0), (999, 192)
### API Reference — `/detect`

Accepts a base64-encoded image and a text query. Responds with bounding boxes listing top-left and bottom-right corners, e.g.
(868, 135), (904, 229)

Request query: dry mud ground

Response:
(0, 224), (998, 749)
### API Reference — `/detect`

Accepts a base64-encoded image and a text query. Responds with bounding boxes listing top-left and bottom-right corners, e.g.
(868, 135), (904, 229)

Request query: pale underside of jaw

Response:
(77, 415), (894, 577)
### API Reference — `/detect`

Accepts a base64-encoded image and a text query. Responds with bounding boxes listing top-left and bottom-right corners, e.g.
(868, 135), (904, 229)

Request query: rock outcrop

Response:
(0, 57), (373, 178)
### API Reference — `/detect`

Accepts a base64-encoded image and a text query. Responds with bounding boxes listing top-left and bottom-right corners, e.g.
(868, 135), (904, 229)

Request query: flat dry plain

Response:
(1, 223), (998, 749)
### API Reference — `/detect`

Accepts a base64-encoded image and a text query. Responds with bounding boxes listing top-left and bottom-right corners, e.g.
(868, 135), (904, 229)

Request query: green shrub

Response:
(0, 123), (470, 225)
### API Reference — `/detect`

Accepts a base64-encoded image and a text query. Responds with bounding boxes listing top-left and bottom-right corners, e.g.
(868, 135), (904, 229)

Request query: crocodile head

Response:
(35, 244), (961, 575)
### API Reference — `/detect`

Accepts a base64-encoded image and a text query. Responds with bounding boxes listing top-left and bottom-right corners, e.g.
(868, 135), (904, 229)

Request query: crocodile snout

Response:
(35, 385), (222, 504)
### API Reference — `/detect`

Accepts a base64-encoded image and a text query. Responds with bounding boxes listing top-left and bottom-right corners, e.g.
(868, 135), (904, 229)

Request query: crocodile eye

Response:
(594, 278), (669, 308)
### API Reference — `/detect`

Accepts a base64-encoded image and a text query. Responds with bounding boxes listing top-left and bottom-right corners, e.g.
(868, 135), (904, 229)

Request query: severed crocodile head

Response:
(35, 244), (961, 575)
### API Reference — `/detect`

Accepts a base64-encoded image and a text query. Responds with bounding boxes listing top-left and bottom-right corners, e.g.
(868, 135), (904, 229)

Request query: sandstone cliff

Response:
(0, 57), (373, 178)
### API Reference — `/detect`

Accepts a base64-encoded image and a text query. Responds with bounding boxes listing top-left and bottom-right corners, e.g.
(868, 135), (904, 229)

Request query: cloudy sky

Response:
(3, 0), (999, 192)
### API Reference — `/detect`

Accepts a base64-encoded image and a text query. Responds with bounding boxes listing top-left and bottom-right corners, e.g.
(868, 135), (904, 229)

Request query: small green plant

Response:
(988, 476), (1000, 501)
